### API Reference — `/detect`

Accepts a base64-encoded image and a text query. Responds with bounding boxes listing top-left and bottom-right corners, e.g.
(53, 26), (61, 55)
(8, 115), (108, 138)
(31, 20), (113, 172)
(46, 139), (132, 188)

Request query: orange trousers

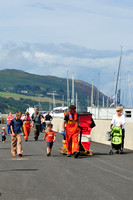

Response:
(66, 123), (79, 154)
(24, 123), (31, 140)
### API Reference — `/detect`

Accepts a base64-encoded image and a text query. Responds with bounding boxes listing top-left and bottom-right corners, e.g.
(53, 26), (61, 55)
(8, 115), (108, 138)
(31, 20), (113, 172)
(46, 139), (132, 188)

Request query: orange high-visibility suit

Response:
(23, 115), (31, 141)
(65, 112), (79, 154)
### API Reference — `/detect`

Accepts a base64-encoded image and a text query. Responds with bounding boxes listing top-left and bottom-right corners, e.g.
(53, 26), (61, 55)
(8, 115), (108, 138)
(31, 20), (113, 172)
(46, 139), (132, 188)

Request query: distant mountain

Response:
(0, 69), (108, 113)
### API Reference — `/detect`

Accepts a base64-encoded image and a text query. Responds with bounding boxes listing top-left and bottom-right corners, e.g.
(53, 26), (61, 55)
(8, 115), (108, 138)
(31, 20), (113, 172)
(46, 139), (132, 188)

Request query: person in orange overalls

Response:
(62, 105), (80, 158)
(23, 112), (31, 141)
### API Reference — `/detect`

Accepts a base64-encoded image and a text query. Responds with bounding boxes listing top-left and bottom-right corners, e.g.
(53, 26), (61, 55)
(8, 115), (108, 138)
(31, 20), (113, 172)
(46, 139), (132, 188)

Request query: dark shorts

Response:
(47, 142), (53, 149)
(2, 136), (6, 141)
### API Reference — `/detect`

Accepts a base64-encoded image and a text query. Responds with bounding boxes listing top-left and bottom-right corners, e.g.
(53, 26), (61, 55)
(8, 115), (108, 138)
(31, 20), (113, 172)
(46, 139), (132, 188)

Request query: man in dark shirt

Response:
(45, 112), (53, 126)
(31, 108), (43, 141)
(45, 112), (52, 121)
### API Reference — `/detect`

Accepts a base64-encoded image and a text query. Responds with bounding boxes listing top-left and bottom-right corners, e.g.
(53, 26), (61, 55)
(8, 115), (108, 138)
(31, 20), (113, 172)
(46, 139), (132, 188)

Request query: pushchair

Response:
(109, 126), (122, 154)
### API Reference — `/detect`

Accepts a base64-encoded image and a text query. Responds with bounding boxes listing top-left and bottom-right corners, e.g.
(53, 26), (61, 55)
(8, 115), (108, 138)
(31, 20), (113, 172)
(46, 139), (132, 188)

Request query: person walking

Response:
(43, 123), (56, 156)
(1, 127), (7, 143)
(62, 105), (80, 158)
(31, 108), (43, 141)
(6, 112), (14, 135)
(10, 112), (23, 157)
(45, 112), (53, 126)
(110, 106), (125, 153)
(23, 112), (31, 141)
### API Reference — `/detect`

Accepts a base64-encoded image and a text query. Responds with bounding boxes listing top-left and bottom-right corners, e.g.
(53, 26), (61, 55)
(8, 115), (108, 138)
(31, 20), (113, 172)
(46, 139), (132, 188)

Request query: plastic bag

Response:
(106, 131), (111, 141)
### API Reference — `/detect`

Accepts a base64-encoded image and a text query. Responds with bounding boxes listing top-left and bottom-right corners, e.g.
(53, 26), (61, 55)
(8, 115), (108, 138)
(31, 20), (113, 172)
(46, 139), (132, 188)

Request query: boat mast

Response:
(76, 92), (78, 111)
(62, 95), (64, 107)
(97, 73), (100, 118)
(102, 95), (104, 107)
(72, 73), (75, 105)
(52, 91), (56, 109)
(67, 70), (70, 107)
(91, 80), (94, 109)
(128, 71), (131, 107)
(115, 46), (123, 106)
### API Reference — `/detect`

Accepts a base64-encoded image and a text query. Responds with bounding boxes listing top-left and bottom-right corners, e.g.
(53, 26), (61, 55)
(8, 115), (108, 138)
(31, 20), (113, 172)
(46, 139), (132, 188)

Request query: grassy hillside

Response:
(0, 92), (62, 103)
(0, 69), (107, 113)
(0, 96), (52, 114)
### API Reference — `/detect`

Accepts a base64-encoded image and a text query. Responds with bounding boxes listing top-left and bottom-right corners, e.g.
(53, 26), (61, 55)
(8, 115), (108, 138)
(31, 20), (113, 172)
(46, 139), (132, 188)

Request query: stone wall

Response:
(52, 118), (133, 151)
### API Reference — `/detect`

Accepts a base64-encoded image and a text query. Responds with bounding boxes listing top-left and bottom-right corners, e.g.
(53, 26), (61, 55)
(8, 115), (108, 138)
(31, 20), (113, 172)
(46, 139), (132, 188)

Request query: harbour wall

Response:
(52, 118), (133, 151)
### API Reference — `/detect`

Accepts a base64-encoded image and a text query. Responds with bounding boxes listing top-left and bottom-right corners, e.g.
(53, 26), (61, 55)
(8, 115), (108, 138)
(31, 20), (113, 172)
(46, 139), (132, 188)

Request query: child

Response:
(1, 127), (7, 143)
(22, 112), (31, 141)
(43, 123), (56, 156)
(10, 112), (23, 157)
(6, 112), (14, 135)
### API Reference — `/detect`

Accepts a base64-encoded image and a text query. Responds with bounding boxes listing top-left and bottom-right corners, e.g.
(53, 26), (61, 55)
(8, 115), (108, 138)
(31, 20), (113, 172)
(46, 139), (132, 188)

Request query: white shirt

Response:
(111, 114), (125, 129)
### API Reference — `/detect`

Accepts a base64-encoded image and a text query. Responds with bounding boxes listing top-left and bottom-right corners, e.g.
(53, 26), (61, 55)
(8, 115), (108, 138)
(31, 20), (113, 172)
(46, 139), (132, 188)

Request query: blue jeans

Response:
(7, 124), (11, 135)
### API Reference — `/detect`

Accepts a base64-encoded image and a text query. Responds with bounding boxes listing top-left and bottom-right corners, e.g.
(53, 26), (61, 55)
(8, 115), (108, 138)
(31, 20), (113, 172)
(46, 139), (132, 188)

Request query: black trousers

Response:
(34, 124), (41, 140)
(121, 128), (125, 150)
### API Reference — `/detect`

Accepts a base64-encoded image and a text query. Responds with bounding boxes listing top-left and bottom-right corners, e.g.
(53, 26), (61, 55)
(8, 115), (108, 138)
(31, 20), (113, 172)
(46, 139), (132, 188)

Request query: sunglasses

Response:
(116, 110), (120, 112)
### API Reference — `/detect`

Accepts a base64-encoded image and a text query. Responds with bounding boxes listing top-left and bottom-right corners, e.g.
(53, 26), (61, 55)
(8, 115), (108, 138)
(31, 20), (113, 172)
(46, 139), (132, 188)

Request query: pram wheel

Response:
(109, 150), (113, 155)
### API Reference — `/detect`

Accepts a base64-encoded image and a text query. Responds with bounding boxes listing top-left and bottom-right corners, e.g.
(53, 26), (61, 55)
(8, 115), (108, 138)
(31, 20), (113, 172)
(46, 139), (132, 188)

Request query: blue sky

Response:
(0, 0), (133, 104)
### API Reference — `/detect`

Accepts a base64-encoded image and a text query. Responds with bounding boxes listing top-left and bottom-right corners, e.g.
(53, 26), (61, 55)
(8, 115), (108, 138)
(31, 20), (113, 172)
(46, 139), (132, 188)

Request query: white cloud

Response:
(0, 42), (133, 100)
(22, 51), (32, 59)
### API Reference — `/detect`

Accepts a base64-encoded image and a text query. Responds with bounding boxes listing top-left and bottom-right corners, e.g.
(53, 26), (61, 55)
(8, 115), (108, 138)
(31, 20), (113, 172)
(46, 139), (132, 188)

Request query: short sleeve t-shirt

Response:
(45, 131), (56, 142)
(111, 114), (125, 129)
(10, 118), (23, 134)
(7, 115), (14, 125)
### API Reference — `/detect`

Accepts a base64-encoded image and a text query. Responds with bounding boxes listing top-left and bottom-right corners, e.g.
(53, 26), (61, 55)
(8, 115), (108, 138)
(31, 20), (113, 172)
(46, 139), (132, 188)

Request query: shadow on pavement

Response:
(0, 169), (38, 172)
(24, 154), (43, 157)
(93, 152), (110, 156)
(26, 139), (43, 142)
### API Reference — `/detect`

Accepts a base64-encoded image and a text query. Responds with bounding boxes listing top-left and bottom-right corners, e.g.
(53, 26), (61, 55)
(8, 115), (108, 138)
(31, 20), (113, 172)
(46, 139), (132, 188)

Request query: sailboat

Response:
(87, 46), (133, 121)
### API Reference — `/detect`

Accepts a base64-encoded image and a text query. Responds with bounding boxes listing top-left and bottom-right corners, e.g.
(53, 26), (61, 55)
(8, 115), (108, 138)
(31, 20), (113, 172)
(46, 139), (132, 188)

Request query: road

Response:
(0, 125), (133, 200)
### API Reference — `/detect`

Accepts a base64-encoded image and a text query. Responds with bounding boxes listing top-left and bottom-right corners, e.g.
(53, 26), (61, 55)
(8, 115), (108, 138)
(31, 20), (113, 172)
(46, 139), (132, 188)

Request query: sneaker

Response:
(74, 151), (80, 158)
(12, 154), (16, 157)
(67, 154), (71, 157)
(18, 154), (23, 157)
(47, 153), (50, 157)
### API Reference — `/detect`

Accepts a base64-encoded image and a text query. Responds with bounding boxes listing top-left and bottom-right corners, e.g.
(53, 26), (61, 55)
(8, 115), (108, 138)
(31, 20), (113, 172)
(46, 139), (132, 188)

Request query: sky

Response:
(0, 0), (133, 105)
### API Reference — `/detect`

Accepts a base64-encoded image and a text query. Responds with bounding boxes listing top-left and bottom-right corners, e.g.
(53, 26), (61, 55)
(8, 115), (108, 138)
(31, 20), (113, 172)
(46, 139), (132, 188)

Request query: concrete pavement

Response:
(0, 125), (133, 200)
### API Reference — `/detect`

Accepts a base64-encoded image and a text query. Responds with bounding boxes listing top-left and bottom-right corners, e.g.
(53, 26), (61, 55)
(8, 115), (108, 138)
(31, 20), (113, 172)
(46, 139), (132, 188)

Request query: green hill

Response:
(0, 69), (107, 113)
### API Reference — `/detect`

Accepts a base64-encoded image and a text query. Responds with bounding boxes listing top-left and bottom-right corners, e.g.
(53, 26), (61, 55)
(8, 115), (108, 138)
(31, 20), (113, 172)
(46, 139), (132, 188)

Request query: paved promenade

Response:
(0, 125), (133, 200)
